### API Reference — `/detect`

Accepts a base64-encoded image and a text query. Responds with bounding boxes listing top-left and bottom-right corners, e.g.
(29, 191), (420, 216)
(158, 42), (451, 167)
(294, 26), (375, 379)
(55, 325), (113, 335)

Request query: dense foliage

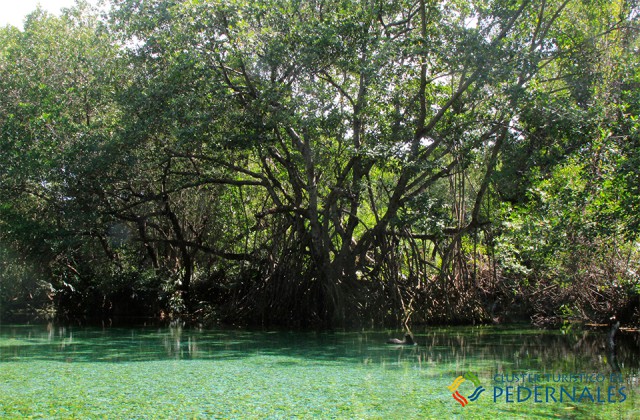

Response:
(1, 0), (639, 328)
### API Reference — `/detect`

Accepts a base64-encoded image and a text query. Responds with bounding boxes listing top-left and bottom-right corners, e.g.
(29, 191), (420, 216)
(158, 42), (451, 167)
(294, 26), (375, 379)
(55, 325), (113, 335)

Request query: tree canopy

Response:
(1, 0), (639, 328)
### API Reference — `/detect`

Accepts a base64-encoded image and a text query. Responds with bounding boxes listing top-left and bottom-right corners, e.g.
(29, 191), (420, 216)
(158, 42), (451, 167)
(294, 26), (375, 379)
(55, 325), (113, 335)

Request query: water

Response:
(0, 324), (638, 418)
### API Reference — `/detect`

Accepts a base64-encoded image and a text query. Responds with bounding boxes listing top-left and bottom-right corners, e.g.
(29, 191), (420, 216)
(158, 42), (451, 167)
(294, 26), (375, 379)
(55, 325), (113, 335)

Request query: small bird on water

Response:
(386, 333), (417, 345)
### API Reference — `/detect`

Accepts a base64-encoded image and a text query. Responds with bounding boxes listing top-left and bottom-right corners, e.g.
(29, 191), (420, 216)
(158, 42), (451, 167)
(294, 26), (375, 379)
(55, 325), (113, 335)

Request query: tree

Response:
(2, 0), (637, 327)
(107, 0), (620, 326)
(0, 4), (131, 320)
(491, 0), (640, 325)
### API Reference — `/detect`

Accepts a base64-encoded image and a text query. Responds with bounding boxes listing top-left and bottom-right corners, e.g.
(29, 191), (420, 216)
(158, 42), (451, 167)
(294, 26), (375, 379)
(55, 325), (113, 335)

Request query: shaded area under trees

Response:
(1, 0), (639, 328)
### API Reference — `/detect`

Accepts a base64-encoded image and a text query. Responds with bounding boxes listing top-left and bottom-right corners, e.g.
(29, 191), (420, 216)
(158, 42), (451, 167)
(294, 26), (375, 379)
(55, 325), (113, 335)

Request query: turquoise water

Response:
(0, 324), (638, 418)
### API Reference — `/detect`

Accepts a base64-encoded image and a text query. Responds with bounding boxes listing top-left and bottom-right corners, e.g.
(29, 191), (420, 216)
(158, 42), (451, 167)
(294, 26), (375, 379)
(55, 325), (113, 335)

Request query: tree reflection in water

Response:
(0, 324), (637, 383)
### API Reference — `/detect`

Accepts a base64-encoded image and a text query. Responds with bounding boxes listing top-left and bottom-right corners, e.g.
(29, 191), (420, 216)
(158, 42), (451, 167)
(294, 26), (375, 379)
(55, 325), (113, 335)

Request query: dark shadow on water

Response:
(0, 324), (638, 381)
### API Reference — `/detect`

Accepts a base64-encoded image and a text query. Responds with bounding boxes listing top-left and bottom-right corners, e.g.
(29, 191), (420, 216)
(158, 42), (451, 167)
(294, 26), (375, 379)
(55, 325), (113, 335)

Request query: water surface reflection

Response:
(0, 323), (638, 377)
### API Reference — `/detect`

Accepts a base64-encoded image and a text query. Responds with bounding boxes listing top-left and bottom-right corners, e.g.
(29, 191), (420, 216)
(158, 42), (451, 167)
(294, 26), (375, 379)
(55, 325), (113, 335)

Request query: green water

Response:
(0, 324), (638, 419)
